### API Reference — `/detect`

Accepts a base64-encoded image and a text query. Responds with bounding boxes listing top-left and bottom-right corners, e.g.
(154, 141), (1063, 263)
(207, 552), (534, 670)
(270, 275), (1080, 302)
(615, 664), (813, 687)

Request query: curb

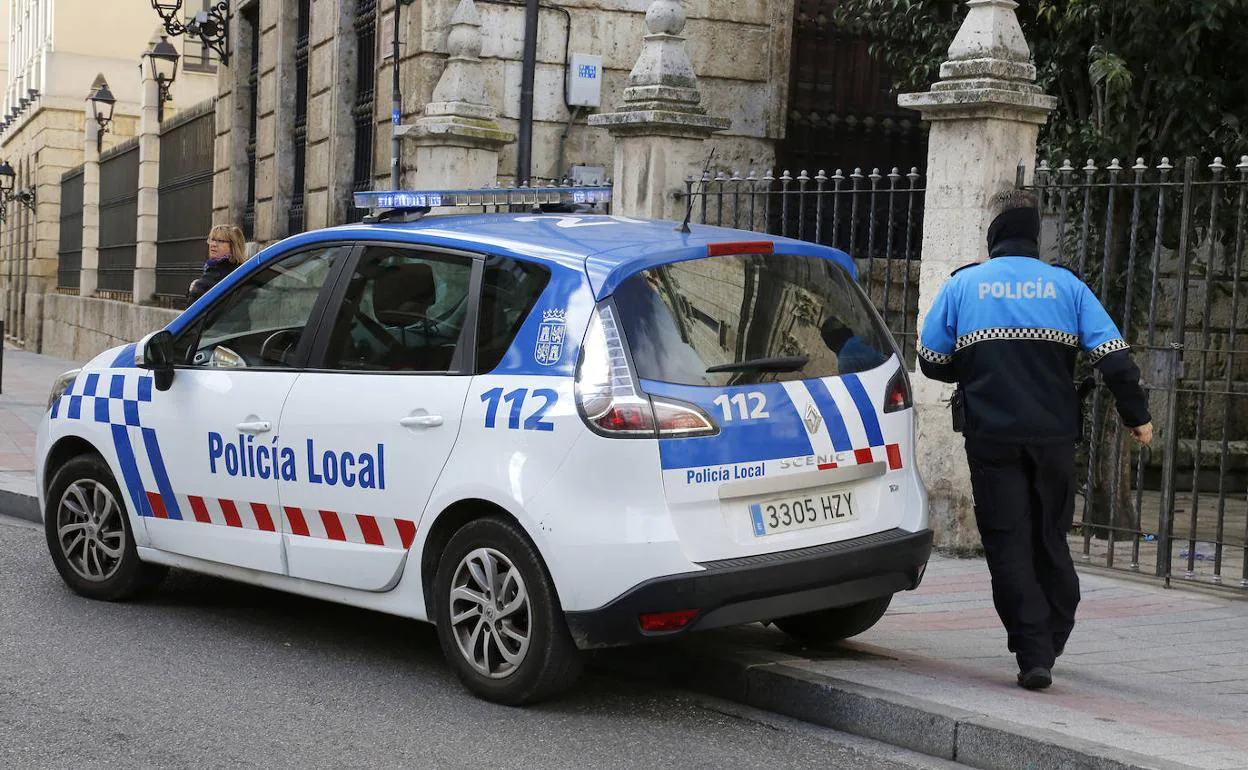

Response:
(0, 483), (38, 525)
(600, 642), (1198, 770)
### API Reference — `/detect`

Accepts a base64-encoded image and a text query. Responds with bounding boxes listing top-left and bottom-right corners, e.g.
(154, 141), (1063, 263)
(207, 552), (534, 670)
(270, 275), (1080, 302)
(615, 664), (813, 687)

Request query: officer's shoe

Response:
(1017, 667), (1053, 690)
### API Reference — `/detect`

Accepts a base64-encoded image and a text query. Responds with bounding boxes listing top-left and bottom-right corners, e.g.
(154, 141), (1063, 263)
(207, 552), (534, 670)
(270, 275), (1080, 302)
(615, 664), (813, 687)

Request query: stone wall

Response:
(40, 293), (179, 363)
(214, 0), (793, 244)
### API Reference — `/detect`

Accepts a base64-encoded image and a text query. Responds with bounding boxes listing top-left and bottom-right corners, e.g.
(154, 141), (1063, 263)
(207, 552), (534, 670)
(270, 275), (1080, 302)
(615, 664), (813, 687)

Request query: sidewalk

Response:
(0, 344), (80, 521)
(606, 556), (1248, 770)
(4, 346), (1247, 769)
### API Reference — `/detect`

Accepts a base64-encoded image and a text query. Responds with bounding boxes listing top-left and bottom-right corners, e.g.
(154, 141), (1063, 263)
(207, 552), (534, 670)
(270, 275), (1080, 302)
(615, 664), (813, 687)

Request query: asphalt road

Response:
(0, 516), (954, 770)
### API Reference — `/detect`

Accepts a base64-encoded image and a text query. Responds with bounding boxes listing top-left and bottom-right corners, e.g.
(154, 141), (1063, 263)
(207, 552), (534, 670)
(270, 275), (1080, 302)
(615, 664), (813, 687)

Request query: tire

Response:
(433, 517), (582, 705)
(773, 594), (893, 646)
(44, 454), (167, 601)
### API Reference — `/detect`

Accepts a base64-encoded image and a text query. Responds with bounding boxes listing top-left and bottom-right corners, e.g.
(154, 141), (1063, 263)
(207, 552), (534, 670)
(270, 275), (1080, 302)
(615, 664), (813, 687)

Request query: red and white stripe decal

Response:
(149, 493), (417, 550)
(815, 443), (904, 471)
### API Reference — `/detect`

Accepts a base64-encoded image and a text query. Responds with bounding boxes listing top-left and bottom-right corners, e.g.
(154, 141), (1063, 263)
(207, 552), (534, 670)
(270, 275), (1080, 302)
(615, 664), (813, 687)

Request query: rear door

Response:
(612, 251), (917, 562)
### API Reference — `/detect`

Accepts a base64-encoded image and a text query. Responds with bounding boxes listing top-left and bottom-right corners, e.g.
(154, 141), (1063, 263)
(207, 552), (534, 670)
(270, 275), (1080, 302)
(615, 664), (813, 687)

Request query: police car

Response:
(36, 187), (932, 705)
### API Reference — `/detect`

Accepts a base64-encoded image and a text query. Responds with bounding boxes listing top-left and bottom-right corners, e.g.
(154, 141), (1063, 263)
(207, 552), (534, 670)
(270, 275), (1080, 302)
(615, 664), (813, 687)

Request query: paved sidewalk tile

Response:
(698, 555), (1248, 769)
(1, 345), (82, 490)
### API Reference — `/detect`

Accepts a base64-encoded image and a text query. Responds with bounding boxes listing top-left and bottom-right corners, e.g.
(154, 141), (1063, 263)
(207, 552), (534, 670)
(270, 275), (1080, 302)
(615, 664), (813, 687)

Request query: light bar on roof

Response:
(353, 186), (613, 212)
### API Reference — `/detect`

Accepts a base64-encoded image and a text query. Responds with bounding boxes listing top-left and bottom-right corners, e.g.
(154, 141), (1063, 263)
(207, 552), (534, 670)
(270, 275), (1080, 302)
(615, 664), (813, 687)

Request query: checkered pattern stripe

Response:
(1089, 338), (1130, 363)
(954, 327), (1080, 352)
(148, 493), (418, 551)
(917, 344), (953, 366)
(51, 372), (153, 426)
(815, 443), (904, 472)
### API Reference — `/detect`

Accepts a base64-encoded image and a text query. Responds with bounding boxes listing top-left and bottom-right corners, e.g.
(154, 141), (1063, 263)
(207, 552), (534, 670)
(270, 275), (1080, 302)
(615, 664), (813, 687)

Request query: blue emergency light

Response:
(352, 185), (613, 215)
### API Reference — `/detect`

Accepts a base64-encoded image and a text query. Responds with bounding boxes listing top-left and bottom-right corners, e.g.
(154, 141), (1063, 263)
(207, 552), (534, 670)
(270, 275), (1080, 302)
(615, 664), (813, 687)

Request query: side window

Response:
(323, 246), (473, 372)
(175, 245), (349, 368)
(477, 256), (551, 372)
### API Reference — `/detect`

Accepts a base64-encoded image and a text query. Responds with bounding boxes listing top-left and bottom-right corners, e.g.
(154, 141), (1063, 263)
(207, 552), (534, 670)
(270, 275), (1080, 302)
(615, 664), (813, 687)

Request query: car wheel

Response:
(44, 454), (167, 601)
(433, 516), (582, 705)
(773, 594), (893, 646)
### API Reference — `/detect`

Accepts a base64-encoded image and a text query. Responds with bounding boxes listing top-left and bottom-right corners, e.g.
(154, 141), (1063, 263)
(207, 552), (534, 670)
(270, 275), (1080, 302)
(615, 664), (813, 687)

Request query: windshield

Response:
(613, 253), (893, 387)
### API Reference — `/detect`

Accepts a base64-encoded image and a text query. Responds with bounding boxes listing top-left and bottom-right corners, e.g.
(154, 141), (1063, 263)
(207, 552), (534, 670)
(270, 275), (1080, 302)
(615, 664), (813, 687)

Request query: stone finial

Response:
(428, 0), (489, 116)
(589, 0), (729, 139)
(898, 0), (1055, 124)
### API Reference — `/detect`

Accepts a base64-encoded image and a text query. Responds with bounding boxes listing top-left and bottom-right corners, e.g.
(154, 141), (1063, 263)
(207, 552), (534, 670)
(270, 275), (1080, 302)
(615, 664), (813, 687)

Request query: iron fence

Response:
(679, 167), (926, 362)
(57, 166), (84, 291)
(156, 102), (216, 306)
(98, 138), (141, 295)
(1022, 156), (1248, 592)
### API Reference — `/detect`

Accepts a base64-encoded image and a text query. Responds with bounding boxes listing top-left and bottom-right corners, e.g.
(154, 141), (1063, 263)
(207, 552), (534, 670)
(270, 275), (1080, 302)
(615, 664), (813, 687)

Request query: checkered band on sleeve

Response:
(954, 327), (1081, 352)
(917, 344), (953, 366)
(1088, 338), (1130, 363)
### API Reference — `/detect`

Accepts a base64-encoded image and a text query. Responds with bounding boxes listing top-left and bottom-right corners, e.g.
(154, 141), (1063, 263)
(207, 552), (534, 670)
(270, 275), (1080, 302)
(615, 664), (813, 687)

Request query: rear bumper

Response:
(564, 527), (933, 649)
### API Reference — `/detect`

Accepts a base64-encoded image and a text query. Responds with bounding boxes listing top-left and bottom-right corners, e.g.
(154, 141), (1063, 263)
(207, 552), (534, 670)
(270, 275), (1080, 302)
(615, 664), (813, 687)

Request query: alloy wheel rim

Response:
(56, 480), (125, 583)
(449, 547), (532, 679)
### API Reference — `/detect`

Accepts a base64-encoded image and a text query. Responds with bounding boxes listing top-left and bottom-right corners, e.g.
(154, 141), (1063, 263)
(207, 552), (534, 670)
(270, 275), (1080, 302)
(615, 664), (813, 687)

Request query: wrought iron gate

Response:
(156, 102), (216, 305)
(782, 0), (928, 186)
(98, 138), (140, 295)
(1022, 157), (1248, 592)
(57, 166), (84, 292)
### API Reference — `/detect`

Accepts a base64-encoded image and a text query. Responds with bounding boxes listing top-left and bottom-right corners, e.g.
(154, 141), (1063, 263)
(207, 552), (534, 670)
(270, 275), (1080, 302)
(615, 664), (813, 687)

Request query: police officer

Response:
(917, 189), (1153, 690)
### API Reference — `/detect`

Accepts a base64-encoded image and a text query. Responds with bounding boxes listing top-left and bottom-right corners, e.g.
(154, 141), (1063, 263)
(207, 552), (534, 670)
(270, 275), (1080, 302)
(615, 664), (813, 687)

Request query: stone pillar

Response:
(80, 120), (102, 298)
(134, 73), (162, 303)
(898, 0), (1056, 551)
(398, 0), (513, 189)
(588, 0), (730, 220)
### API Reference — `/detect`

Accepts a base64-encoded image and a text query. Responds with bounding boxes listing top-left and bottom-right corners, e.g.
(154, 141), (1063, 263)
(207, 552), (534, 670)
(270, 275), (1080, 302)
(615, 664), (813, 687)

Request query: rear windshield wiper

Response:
(706, 355), (809, 374)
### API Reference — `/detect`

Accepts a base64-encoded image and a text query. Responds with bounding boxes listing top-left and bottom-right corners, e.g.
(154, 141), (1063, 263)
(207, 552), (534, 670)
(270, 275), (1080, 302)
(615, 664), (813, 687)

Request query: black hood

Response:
(987, 206), (1041, 259)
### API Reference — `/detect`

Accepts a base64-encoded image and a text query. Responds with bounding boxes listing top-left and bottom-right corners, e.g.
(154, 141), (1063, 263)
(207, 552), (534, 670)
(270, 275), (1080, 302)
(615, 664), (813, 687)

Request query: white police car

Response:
(36, 187), (931, 705)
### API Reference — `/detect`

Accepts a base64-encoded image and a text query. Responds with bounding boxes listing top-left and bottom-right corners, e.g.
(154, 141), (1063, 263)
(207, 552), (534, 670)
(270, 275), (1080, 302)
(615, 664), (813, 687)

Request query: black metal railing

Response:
(243, 3), (260, 240)
(157, 102), (216, 305)
(57, 166), (84, 291)
(1022, 156), (1248, 592)
(348, 0), (378, 224)
(679, 167), (926, 363)
(98, 138), (141, 295)
(289, 0), (311, 236)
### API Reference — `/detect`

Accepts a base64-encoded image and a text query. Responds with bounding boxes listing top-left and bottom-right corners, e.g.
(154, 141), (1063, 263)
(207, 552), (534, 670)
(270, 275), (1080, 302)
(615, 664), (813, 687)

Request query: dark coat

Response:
(188, 258), (238, 301)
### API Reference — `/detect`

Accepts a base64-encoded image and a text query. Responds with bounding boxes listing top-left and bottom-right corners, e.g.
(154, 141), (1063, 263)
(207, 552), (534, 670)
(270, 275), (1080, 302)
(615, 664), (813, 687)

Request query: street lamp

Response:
(145, 35), (181, 122)
(87, 77), (116, 153)
(0, 159), (38, 224)
(149, 0), (230, 66)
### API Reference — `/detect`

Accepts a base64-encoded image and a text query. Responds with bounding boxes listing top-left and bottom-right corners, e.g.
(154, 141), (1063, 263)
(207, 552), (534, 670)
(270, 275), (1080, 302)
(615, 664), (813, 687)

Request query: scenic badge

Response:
(535, 308), (567, 366)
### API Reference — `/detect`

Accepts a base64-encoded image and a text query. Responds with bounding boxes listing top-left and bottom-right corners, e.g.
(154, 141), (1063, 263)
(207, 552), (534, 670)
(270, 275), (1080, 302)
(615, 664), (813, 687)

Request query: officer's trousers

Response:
(965, 437), (1081, 671)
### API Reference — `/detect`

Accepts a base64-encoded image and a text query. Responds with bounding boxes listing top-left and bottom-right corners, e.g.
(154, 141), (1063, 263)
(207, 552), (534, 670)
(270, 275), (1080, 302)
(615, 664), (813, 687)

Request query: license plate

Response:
(748, 492), (856, 537)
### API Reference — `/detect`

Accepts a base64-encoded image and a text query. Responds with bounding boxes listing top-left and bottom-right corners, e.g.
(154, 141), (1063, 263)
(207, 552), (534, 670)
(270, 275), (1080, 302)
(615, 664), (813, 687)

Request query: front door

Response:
(276, 244), (477, 591)
(142, 243), (351, 573)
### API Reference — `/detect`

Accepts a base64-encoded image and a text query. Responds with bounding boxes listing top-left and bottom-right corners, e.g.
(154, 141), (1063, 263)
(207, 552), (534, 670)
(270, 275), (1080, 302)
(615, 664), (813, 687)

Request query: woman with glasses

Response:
(189, 225), (246, 301)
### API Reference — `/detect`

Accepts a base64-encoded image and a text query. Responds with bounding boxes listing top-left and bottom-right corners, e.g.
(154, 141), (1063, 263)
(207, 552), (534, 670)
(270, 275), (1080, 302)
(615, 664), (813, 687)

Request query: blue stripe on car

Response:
(842, 373), (885, 447)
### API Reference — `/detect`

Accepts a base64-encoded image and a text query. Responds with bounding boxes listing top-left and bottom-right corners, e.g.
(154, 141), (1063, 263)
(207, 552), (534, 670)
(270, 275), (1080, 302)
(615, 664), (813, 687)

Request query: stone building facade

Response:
(212, 0), (795, 246)
(0, 0), (218, 346)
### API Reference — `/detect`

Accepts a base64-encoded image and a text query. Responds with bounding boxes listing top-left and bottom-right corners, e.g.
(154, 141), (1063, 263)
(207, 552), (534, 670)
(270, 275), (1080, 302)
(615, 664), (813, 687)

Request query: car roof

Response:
(280, 214), (858, 298)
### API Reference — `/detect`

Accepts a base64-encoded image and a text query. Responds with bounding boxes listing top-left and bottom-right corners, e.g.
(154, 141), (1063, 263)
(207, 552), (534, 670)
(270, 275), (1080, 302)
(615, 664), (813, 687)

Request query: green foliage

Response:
(834, 0), (1248, 162)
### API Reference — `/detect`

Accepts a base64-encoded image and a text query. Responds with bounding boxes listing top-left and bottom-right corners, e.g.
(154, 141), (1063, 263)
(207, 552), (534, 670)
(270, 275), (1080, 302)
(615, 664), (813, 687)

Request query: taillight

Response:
(884, 367), (913, 413)
(576, 304), (718, 438)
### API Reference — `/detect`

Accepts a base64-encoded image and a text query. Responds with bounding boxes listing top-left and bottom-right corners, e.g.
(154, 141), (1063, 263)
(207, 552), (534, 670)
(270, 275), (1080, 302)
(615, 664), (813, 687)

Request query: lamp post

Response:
(149, 0), (230, 66)
(88, 78), (116, 153)
(145, 35), (181, 122)
(0, 160), (14, 223)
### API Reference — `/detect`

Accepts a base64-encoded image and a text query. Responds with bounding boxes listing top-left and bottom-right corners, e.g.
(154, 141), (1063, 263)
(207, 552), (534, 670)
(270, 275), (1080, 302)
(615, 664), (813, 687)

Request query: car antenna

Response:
(677, 148), (716, 234)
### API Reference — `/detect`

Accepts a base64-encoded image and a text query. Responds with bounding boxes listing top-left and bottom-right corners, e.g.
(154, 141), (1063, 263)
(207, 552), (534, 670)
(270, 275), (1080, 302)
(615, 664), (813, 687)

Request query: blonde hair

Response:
(210, 224), (247, 264)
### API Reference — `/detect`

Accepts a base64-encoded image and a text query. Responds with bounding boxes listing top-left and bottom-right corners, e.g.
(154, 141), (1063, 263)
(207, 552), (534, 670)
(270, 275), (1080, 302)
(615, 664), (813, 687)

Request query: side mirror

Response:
(135, 330), (176, 391)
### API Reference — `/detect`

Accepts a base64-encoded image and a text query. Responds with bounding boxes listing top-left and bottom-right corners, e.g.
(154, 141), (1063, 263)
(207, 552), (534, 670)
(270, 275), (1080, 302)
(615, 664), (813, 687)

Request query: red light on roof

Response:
(638, 609), (699, 633)
(707, 241), (774, 257)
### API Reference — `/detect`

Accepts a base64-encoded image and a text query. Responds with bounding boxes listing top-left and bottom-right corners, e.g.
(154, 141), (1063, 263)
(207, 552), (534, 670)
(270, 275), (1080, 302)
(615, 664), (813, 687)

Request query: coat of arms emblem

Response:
(535, 308), (567, 366)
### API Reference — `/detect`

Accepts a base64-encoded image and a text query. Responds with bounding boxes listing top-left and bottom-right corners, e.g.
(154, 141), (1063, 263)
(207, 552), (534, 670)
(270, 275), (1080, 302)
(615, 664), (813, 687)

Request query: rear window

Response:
(613, 254), (892, 387)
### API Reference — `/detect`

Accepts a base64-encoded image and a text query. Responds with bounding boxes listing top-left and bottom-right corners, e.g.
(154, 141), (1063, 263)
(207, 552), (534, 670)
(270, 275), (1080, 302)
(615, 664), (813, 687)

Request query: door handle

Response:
(400, 415), (444, 429)
(236, 420), (272, 434)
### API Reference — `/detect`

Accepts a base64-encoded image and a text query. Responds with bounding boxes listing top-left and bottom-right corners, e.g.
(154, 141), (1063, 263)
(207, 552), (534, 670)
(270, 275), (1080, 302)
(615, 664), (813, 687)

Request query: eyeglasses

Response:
(206, 238), (231, 245)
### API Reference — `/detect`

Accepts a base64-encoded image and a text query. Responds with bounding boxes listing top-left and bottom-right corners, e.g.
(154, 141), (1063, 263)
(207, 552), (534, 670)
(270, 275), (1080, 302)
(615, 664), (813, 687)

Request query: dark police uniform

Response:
(917, 210), (1151, 683)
